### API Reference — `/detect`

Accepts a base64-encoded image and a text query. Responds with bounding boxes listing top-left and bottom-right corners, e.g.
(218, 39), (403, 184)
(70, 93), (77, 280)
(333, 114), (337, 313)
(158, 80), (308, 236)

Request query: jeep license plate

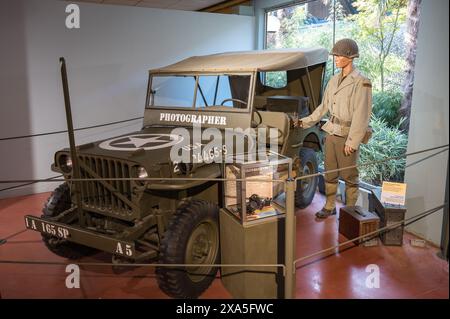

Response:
(24, 215), (136, 258)
(25, 216), (71, 239)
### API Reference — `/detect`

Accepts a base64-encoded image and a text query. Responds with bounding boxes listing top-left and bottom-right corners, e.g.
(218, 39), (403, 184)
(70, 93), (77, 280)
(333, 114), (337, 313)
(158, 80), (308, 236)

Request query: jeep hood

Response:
(59, 125), (254, 164)
(63, 126), (191, 165)
(57, 126), (232, 190)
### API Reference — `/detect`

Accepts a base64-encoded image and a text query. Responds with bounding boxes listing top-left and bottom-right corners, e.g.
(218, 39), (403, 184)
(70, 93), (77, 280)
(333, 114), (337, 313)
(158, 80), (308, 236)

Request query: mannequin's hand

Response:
(293, 120), (303, 128)
(344, 145), (355, 156)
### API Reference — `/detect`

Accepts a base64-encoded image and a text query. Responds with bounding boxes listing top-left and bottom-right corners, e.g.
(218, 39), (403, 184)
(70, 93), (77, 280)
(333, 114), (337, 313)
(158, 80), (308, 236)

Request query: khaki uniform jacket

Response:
(302, 68), (372, 150)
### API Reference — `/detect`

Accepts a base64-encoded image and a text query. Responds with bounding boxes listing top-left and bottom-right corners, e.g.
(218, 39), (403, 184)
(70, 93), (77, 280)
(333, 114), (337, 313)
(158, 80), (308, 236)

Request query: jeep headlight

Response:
(137, 166), (148, 179)
(58, 154), (73, 174)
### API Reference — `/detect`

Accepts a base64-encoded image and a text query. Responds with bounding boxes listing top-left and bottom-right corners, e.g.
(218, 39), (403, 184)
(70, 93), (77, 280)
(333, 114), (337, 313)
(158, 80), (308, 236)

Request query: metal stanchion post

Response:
(439, 155), (449, 260)
(284, 178), (296, 299)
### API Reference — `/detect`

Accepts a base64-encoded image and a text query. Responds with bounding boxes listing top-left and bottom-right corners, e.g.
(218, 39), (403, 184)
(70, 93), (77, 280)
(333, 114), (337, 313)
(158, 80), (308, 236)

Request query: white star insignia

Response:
(114, 136), (171, 148)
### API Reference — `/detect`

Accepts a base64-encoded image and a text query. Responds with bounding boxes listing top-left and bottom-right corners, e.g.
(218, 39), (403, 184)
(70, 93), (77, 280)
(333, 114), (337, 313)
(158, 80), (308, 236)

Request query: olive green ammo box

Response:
(370, 189), (407, 246)
(219, 208), (287, 299)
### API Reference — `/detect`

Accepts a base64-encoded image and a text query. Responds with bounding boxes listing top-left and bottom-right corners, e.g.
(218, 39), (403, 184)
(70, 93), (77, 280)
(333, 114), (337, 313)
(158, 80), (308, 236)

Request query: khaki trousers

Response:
(323, 134), (360, 210)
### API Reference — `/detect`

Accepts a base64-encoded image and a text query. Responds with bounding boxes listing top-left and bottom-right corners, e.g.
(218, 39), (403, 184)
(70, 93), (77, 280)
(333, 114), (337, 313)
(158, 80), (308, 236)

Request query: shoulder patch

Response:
(361, 78), (372, 88)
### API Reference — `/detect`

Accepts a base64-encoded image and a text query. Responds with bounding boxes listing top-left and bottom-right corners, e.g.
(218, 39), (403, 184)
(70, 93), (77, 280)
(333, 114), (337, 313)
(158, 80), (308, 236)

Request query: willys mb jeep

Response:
(25, 48), (328, 298)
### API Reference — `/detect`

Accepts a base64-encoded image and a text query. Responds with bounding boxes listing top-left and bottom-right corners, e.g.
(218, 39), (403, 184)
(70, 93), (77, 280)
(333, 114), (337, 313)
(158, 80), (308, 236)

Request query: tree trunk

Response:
(399, 0), (422, 131)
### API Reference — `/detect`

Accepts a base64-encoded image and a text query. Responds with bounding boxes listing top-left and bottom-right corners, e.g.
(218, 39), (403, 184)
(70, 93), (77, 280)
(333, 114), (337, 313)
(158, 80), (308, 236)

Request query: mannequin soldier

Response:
(297, 38), (372, 218)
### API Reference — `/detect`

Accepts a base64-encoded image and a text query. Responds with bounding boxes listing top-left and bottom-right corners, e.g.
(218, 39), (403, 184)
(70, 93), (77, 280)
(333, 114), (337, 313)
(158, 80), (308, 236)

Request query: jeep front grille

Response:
(78, 155), (137, 219)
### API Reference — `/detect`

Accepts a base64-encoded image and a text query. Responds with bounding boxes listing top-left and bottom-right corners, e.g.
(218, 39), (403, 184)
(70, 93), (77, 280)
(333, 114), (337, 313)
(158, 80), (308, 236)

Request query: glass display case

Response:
(224, 151), (292, 225)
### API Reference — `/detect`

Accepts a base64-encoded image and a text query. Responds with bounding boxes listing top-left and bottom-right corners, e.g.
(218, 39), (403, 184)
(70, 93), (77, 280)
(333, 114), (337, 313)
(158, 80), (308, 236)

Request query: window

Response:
(195, 75), (250, 109)
(263, 71), (287, 88)
(265, 0), (335, 84)
(149, 74), (251, 110)
(265, 0), (411, 186)
(151, 76), (195, 108)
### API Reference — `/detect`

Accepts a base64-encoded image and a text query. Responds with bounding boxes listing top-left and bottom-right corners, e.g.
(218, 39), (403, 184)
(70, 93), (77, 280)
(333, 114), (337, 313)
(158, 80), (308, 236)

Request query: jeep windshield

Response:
(147, 74), (252, 111)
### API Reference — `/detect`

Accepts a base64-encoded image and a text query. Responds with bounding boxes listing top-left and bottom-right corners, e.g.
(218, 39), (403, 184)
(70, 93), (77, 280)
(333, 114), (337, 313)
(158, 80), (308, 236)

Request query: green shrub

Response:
(372, 90), (404, 127)
(359, 115), (408, 185)
(265, 71), (287, 88)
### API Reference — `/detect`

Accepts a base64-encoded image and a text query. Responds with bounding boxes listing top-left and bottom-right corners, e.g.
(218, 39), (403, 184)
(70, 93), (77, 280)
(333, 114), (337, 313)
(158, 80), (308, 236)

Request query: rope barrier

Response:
(0, 143), (447, 275)
(0, 144), (447, 185)
(0, 229), (28, 245)
(0, 175), (63, 193)
(0, 204), (444, 273)
(0, 116), (143, 142)
(293, 204), (446, 267)
(294, 144), (449, 181)
(405, 148), (449, 168)
(0, 259), (285, 274)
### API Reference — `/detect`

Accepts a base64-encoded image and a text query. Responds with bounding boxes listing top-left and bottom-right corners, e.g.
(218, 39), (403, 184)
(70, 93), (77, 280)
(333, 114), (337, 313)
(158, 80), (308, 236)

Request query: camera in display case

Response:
(224, 151), (292, 224)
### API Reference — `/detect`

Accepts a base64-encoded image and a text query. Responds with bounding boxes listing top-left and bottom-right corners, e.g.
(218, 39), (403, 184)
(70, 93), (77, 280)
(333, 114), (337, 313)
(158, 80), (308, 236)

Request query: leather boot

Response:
(345, 185), (359, 206)
(315, 207), (337, 219)
(315, 182), (338, 218)
(324, 182), (338, 211)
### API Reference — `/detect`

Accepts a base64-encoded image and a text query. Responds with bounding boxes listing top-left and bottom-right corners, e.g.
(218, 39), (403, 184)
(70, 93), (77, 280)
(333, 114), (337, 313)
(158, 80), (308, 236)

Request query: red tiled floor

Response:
(0, 191), (448, 299)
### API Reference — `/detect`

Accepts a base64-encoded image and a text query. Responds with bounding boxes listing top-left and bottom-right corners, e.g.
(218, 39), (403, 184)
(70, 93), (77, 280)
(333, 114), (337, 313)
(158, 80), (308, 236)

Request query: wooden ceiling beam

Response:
(199, 0), (251, 13)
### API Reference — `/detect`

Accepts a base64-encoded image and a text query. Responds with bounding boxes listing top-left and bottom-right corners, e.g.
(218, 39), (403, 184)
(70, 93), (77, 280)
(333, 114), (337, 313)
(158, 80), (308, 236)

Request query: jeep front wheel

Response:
(295, 148), (319, 208)
(156, 199), (220, 299)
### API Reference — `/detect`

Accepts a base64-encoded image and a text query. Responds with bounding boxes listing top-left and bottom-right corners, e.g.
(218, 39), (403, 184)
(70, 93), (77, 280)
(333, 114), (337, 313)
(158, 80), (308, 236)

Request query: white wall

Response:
(404, 0), (449, 245)
(0, 0), (254, 198)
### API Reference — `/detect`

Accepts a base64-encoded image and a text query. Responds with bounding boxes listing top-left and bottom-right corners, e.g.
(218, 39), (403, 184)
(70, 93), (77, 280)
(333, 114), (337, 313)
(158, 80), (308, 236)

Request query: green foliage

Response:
(351, 0), (407, 41)
(372, 89), (404, 127)
(355, 40), (406, 91)
(327, 0), (347, 21)
(266, 4), (333, 51)
(359, 115), (408, 185)
(265, 0), (410, 186)
(265, 0), (408, 93)
(350, 0), (407, 92)
(265, 71), (287, 88)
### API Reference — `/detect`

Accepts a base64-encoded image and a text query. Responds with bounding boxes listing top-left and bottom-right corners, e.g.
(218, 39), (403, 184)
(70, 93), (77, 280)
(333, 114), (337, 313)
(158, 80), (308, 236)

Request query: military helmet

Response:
(330, 38), (359, 58)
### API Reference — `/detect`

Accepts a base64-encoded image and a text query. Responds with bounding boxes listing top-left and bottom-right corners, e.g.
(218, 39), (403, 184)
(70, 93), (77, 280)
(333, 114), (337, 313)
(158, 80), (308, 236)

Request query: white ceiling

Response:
(69, 0), (227, 11)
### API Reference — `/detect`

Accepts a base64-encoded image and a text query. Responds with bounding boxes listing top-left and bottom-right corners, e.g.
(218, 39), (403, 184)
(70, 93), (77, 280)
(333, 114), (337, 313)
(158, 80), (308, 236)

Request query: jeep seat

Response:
(253, 96), (268, 110)
(253, 111), (290, 146)
(266, 95), (310, 117)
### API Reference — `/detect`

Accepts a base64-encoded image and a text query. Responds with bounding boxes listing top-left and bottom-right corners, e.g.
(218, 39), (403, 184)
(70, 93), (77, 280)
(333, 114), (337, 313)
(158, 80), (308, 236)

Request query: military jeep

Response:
(25, 48), (328, 298)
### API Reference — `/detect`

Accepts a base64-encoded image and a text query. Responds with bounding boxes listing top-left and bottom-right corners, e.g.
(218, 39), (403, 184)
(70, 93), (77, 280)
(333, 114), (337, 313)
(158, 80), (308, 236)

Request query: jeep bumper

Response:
(24, 215), (136, 258)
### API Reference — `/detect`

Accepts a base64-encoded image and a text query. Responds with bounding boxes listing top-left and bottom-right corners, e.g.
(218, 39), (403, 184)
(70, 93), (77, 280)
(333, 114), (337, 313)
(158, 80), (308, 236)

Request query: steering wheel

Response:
(252, 110), (263, 128)
(220, 98), (248, 108)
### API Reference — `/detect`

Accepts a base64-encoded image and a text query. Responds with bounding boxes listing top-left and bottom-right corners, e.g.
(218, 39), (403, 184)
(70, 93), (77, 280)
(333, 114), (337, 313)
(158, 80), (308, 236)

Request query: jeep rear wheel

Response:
(41, 183), (96, 259)
(295, 148), (319, 208)
(156, 199), (220, 299)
